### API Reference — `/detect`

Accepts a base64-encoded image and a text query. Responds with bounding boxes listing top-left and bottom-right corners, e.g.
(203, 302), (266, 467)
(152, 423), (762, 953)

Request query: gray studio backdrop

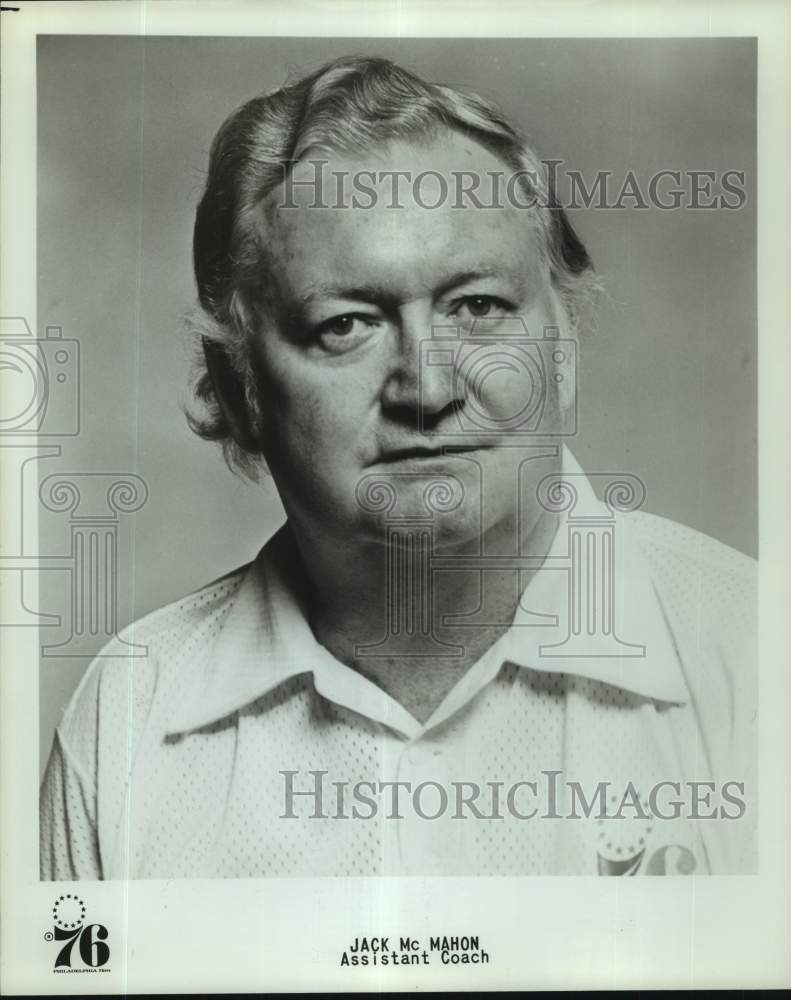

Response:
(36, 36), (756, 776)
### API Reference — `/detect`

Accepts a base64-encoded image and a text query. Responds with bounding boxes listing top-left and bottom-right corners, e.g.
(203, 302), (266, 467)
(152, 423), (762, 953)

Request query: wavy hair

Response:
(188, 55), (599, 477)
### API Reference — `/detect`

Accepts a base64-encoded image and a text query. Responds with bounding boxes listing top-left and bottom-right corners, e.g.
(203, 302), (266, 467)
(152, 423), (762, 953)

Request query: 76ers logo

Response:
(44, 895), (110, 969)
(595, 792), (698, 876)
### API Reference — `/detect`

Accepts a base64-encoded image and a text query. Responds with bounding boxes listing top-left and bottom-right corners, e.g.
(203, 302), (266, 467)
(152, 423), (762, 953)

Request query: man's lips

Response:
(377, 443), (494, 463)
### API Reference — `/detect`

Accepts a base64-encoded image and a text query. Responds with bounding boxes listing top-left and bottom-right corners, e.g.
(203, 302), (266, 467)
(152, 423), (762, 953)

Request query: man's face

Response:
(251, 131), (571, 549)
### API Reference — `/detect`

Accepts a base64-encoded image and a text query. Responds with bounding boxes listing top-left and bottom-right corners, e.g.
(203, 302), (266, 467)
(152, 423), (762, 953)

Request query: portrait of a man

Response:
(39, 48), (757, 879)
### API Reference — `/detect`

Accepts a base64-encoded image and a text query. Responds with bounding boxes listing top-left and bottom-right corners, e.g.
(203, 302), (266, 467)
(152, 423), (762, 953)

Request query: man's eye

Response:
(451, 296), (513, 319)
(314, 314), (382, 352)
(322, 315), (357, 337)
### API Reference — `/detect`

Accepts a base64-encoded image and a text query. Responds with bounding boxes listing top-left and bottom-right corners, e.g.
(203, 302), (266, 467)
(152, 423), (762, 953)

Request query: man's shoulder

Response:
(622, 510), (756, 725)
(624, 509), (756, 612)
(122, 562), (252, 648)
(57, 561), (255, 747)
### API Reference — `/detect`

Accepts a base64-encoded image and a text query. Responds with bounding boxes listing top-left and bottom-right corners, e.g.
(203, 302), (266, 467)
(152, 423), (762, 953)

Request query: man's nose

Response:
(380, 306), (464, 425)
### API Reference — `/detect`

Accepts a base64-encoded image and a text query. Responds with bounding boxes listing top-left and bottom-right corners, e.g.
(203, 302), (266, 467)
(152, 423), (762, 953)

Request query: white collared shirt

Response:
(40, 453), (756, 878)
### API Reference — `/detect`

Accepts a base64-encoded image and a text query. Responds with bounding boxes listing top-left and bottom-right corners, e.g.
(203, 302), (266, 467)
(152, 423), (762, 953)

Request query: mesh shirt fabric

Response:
(40, 505), (756, 879)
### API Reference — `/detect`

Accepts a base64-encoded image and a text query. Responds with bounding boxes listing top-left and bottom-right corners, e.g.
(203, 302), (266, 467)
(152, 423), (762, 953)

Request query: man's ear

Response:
(202, 337), (262, 453)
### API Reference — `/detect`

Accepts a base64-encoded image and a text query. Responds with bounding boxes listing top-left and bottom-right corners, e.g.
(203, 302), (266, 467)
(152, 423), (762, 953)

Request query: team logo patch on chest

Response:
(595, 792), (698, 876)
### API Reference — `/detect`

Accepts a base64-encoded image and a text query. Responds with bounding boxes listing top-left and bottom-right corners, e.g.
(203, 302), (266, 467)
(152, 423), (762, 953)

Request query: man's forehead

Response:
(261, 129), (536, 220)
(285, 130), (511, 185)
(260, 214), (541, 308)
(257, 132), (544, 300)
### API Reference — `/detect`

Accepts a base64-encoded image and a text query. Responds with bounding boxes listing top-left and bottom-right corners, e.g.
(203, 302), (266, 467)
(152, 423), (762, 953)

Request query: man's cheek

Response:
(289, 408), (355, 471)
(479, 367), (535, 422)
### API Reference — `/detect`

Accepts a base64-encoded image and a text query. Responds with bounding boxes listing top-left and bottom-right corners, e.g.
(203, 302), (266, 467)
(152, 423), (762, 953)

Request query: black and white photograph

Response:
(36, 32), (758, 881)
(1, 0), (789, 993)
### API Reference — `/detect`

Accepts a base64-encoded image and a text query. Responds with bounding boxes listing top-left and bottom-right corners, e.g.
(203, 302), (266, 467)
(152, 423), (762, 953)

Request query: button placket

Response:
(394, 737), (457, 874)
(376, 733), (408, 876)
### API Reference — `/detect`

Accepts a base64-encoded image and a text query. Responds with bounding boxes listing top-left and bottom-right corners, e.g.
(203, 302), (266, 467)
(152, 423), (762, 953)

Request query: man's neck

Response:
(289, 508), (560, 725)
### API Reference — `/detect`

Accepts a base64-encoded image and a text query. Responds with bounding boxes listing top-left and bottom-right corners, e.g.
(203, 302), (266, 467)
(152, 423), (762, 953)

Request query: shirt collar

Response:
(499, 447), (688, 705)
(166, 447), (688, 737)
(166, 523), (425, 737)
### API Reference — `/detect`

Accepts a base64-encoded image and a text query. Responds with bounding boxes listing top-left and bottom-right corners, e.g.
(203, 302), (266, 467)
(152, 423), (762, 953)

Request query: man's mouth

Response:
(378, 443), (493, 463)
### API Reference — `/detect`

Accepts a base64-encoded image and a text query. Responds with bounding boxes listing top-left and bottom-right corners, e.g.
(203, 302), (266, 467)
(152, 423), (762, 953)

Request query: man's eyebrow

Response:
(299, 284), (393, 306)
(299, 268), (520, 306)
(433, 268), (513, 298)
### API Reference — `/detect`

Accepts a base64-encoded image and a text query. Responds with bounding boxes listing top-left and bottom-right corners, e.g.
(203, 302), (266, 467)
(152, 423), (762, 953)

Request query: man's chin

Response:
(429, 510), (494, 551)
(354, 507), (490, 552)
